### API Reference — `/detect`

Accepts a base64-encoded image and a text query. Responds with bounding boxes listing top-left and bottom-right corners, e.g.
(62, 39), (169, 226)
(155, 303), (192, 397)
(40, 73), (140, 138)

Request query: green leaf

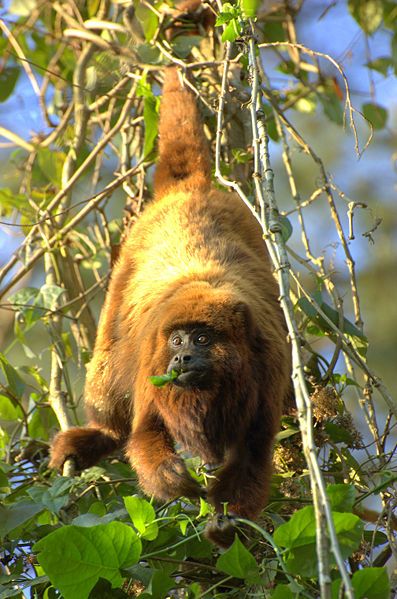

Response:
(0, 502), (43, 538)
(87, 0), (101, 18)
(0, 393), (23, 420)
(0, 67), (20, 102)
(348, 0), (383, 34)
(145, 569), (174, 598)
(324, 422), (357, 445)
(271, 585), (294, 599)
(366, 57), (394, 76)
(352, 567), (390, 599)
(330, 373), (360, 388)
(295, 95), (317, 114)
(8, 286), (39, 308)
(261, 103), (279, 141)
(149, 370), (179, 387)
(135, 43), (162, 65)
(137, 77), (159, 158)
(331, 511), (363, 556)
(296, 295), (366, 340)
(221, 19), (242, 43)
(37, 148), (66, 187)
(134, 3), (159, 42)
(327, 483), (356, 512)
(88, 577), (128, 598)
(0, 188), (30, 217)
(28, 477), (75, 514)
(318, 91), (344, 125)
(171, 35), (203, 59)
(363, 529), (388, 547)
(274, 505), (316, 550)
(276, 426), (299, 442)
(215, 3), (239, 26)
(34, 522), (142, 599)
(362, 102), (388, 130)
(0, 353), (25, 398)
(263, 20), (286, 42)
(124, 496), (159, 540)
(27, 404), (57, 440)
(37, 284), (65, 311)
(240, 0), (260, 18)
(10, 284), (64, 332)
(216, 535), (260, 582)
(197, 497), (211, 518)
(274, 506), (363, 577)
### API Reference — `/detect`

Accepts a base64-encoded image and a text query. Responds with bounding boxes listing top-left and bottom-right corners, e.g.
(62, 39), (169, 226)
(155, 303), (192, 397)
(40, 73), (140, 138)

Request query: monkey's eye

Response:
(172, 335), (183, 347)
(196, 334), (210, 346)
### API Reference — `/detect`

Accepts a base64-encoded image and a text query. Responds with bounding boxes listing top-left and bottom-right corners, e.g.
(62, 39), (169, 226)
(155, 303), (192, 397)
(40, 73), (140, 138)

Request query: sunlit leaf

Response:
(124, 496), (159, 540)
(216, 536), (260, 582)
(327, 483), (356, 512)
(240, 0), (260, 18)
(0, 188), (30, 217)
(221, 19), (242, 42)
(137, 76), (159, 157)
(9, 0), (36, 16)
(37, 149), (66, 187)
(134, 3), (159, 42)
(332, 567), (390, 599)
(274, 506), (363, 577)
(34, 522), (142, 599)
(0, 393), (23, 420)
(348, 0), (383, 34)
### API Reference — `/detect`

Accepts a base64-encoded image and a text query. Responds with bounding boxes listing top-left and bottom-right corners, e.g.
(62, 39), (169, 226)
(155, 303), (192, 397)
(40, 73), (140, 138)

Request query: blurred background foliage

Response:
(0, 0), (396, 597)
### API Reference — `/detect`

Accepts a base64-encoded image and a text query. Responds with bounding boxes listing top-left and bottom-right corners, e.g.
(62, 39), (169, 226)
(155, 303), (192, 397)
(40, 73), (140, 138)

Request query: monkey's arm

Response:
(49, 426), (121, 470)
(127, 409), (203, 501)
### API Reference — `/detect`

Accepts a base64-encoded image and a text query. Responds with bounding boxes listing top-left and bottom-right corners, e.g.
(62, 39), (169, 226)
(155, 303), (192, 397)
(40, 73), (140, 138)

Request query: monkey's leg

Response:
(127, 410), (203, 501)
(207, 421), (276, 519)
(205, 431), (275, 547)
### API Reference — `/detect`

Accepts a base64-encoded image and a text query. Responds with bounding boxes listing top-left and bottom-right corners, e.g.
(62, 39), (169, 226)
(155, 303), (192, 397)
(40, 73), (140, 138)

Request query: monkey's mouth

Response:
(171, 368), (207, 388)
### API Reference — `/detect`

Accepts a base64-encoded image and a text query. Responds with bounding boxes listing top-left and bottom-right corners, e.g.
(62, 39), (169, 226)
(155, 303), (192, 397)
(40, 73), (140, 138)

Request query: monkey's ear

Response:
(233, 302), (266, 351)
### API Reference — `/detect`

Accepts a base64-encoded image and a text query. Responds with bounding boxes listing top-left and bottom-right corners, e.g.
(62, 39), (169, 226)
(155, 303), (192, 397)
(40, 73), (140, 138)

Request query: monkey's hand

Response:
(153, 456), (204, 500)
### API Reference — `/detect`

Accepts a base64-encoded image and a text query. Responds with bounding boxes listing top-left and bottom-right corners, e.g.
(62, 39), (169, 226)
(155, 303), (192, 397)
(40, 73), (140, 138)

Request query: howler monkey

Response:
(50, 66), (291, 545)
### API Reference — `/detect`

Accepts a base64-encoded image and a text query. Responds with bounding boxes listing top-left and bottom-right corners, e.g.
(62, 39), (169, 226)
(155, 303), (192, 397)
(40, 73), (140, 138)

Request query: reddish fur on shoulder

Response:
(50, 64), (291, 545)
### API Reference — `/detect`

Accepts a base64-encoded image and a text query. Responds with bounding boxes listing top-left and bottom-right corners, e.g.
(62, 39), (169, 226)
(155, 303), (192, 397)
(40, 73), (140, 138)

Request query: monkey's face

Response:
(147, 287), (261, 394)
(166, 326), (215, 388)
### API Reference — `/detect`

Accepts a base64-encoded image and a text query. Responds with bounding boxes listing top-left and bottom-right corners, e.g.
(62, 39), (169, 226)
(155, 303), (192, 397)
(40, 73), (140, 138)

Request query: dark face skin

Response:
(166, 327), (213, 388)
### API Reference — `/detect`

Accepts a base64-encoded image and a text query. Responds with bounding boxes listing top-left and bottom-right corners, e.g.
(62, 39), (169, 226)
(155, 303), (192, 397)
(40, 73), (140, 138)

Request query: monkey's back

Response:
(119, 187), (280, 322)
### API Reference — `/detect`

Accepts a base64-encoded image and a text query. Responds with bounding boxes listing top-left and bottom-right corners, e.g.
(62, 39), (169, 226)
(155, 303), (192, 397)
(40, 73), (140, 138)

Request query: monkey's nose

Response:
(173, 354), (192, 364)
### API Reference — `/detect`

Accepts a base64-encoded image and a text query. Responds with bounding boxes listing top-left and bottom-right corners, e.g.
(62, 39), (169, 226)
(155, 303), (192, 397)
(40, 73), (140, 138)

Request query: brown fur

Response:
(50, 66), (291, 541)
